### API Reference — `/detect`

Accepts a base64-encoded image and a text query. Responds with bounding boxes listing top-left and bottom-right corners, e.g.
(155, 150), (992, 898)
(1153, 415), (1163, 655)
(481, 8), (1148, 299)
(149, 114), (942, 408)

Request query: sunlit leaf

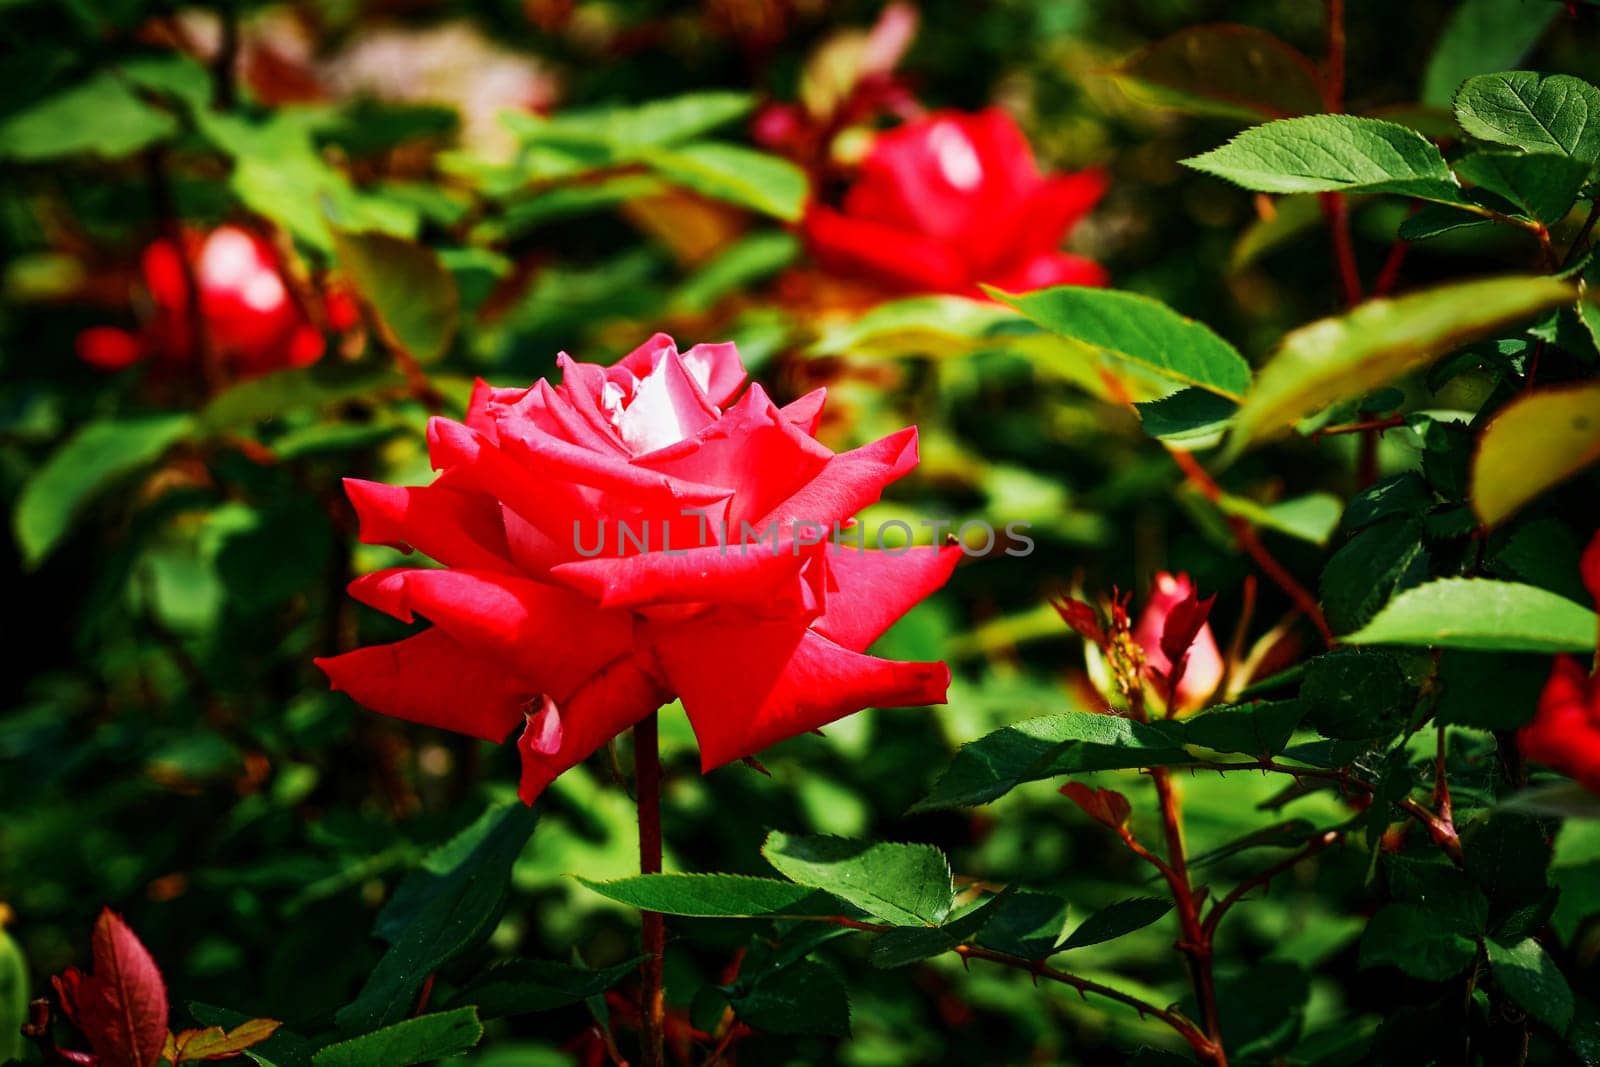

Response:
(0, 72), (176, 160)
(639, 143), (807, 221)
(1182, 115), (1465, 203)
(989, 285), (1252, 399)
(1346, 577), (1598, 653)
(577, 873), (829, 917)
(763, 833), (954, 926)
(1471, 382), (1600, 527)
(1229, 276), (1573, 451)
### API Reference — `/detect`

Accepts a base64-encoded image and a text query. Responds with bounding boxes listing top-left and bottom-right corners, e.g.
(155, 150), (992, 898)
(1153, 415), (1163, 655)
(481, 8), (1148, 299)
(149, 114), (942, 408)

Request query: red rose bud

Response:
(315, 335), (960, 803)
(78, 226), (339, 379)
(1133, 572), (1223, 712)
(802, 108), (1108, 297)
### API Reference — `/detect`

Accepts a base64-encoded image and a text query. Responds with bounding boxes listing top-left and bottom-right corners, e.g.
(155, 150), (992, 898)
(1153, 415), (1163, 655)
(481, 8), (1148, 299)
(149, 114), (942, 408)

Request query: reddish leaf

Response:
(56, 910), (169, 1067)
(170, 1019), (282, 1063)
(1582, 528), (1600, 607)
(1159, 591), (1216, 668)
(1061, 782), (1132, 829)
(1052, 596), (1107, 648)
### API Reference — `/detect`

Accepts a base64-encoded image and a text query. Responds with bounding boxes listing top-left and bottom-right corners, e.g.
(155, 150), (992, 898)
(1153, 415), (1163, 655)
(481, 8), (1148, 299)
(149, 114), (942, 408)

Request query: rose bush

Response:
(802, 108), (1107, 296)
(1519, 531), (1600, 790)
(316, 334), (959, 801)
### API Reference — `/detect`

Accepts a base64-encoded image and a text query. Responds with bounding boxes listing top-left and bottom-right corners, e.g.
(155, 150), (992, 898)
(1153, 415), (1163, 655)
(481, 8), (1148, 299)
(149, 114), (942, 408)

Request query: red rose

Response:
(315, 334), (958, 802)
(1518, 530), (1600, 789)
(1133, 571), (1223, 712)
(77, 226), (330, 377)
(802, 108), (1108, 297)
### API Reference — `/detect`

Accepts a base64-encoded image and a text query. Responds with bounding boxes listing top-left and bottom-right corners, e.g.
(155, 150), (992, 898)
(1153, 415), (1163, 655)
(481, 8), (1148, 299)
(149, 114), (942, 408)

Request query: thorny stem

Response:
(1096, 370), (1334, 647)
(1187, 758), (1464, 865)
(1150, 768), (1227, 1065)
(1314, 415), (1407, 437)
(1164, 446), (1335, 646)
(635, 713), (666, 1067)
(818, 917), (1221, 1061)
(1201, 831), (1343, 937)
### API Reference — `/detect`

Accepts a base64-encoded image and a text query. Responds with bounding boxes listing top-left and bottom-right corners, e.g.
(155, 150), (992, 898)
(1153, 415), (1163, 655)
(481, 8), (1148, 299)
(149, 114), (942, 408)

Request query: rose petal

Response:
(517, 654), (668, 803)
(316, 628), (533, 742)
(651, 619), (949, 769)
(344, 478), (516, 573)
(345, 567), (634, 701)
(813, 544), (962, 651)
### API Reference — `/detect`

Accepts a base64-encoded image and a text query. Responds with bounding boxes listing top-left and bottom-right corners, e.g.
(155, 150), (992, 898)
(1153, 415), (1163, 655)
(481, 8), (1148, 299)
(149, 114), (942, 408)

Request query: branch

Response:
(813, 916), (1219, 1060)
(1201, 830), (1343, 937)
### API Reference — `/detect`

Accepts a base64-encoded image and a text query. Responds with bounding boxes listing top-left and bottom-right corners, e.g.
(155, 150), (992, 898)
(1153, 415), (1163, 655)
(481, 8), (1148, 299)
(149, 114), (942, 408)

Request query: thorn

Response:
(741, 756), (771, 777)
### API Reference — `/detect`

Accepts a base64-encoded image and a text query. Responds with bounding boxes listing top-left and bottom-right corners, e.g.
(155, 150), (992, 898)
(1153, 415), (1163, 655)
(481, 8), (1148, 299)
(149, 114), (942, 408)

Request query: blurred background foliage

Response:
(4, 1), (1600, 1065)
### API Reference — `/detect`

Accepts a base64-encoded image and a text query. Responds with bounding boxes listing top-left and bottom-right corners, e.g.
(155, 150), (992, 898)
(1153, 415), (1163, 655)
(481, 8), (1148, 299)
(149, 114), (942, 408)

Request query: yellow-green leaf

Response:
(1471, 382), (1600, 527)
(1230, 275), (1573, 451)
(332, 230), (459, 364)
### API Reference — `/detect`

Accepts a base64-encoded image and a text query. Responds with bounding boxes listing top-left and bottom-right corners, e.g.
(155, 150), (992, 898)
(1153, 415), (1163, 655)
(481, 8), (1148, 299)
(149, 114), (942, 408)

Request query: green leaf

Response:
(988, 285), (1252, 400)
(728, 959), (850, 1037)
(1214, 491), (1342, 546)
(189, 1005), (313, 1067)
(1398, 202), (1494, 242)
(1488, 937), (1573, 1031)
(1454, 150), (1591, 224)
(762, 833), (954, 926)
(1060, 897), (1172, 951)
(1436, 650), (1550, 731)
(1454, 71), (1600, 161)
(1471, 382), (1600, 527)
(1301, 650), (1412, 739)
(336, 803), (539, 1033)
(670, 231), (799, 315)
(446, 958), (643, 1019)
(912, 712), (1189, 811)
(332, 230), (459, 364)
(1360, 903), (1482, 980)
(1229, 275), (1574, 451)
(970, 892), (1072, 959)
(1320, 518), (1427, 635)
(640, 143), (807, 221)
(1135, 388), (1237, 445)
(1181, 115), (1463, 202)
(0, 72), (176, 160)
(14, 413), (194, 569)
(312, 1009), (482, 1067)
(1231, 193), (1325, 271)
(578, 873), (829, 917)
(1502, 781), (1600, 819)
(198, 364), (408, 435)
(869, 892), (1008, 969)
(0, 927), (27, 1064)
(810, 295), (1018, 359)
(1422, 0), (1560, 106)
(1183, 701), (1305, 758)
(509, 91), (754, 150)
(1346, 577), (1599, 653)
(1109, 25), (1323, 121)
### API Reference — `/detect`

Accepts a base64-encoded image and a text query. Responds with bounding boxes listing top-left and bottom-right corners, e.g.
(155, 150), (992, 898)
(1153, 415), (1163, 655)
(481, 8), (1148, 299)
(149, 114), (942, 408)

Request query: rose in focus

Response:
(77, 226), (357, 377)
(315, 335), (959, 802)
(1518, 530), (1600, 790)
(802, 108), (1108, 297)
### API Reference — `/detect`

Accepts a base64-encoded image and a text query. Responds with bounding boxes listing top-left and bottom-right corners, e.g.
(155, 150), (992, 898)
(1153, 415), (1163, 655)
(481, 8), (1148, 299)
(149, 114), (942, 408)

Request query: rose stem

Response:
(635, 711), (666, 1067)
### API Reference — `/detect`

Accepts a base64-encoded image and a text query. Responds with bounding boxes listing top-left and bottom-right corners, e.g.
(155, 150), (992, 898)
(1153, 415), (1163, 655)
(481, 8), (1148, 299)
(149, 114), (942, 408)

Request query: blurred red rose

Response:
(1133, 571), (1223, 712)
(315, 334), (958, 802)
(77, 226), (338, 378)
(802, 108), (1108, 297)
(1518, 530), (1600, 790)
